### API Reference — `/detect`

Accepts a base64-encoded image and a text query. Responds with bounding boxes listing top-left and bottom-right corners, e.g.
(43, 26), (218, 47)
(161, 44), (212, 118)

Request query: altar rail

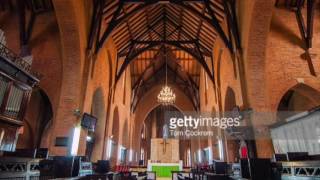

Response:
(281, 161), (320, 179)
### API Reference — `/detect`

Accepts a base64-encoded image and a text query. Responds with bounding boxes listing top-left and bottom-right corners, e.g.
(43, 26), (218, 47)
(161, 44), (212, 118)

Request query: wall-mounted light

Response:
(86, 136), (92, 142)
(73, 108), (82, 117)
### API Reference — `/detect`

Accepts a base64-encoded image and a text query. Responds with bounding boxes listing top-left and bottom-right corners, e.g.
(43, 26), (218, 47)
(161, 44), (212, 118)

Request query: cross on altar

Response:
(150, 138), (179, 162)
(160, 139), (169, 153)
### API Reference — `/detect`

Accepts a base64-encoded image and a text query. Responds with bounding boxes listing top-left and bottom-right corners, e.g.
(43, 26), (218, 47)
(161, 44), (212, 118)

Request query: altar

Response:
(148, 138), (182, 177)
(147, 160), (183, 177)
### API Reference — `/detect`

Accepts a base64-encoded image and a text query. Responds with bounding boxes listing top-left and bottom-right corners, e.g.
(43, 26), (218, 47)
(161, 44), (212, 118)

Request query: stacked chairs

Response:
(116, 165), (130, 173)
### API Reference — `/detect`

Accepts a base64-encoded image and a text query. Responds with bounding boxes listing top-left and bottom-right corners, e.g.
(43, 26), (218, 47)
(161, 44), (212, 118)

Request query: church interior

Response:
(0, 0), (320, 179)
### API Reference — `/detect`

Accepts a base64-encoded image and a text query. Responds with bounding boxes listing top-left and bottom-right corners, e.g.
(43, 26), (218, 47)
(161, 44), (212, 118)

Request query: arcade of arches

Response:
(0, 0), (320, 171)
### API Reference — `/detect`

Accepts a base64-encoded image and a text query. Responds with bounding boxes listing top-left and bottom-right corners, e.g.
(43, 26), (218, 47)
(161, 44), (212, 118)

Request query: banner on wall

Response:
(271, 109), (320, 155)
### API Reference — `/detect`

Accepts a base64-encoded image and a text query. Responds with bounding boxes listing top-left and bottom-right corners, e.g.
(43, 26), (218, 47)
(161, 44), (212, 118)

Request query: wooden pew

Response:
(39, 156), (93, 179)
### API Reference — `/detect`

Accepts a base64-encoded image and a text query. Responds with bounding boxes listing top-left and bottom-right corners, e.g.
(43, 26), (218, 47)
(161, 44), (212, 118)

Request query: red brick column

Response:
(242, 0), (275, 158)
(50, 0), (83, 155)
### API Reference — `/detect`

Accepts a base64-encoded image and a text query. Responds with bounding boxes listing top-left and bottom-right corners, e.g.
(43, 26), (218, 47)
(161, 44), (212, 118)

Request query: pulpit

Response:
(147, 138), (182, 177)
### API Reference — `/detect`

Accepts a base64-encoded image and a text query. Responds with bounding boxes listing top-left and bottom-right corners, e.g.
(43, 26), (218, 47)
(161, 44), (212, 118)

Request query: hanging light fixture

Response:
(157, 51), (176, 105)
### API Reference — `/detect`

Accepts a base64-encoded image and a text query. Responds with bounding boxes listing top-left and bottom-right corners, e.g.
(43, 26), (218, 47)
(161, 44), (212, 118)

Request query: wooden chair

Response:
(52, 156), (75, 178)
(95, 160), (110, 174)
(35, 148), (49, 158)
(39, 159), (55, 179)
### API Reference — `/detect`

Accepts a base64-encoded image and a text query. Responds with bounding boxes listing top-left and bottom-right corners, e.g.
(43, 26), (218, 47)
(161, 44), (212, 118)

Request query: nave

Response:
(0, 0), (320, 179)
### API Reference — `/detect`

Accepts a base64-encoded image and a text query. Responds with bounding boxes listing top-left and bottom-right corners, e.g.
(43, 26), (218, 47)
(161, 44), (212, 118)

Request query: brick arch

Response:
(17, 117), (33, 148)
(144, 105), (182, 138)
(49, 1), (83, 155)
(111, 106), (120, 165)
(131, 83), (194, 157)
(276, 83), (320, 112)
(222, 86), (239, 163)
(17, 88), (53, 149)
(122, 119), (129, 149)
(90, 87), (107, 162)
(112, 106), (120, 144)
(241, 1), (276, 158)
(224, 87), (237, 112)
(244, 0), (275, 111)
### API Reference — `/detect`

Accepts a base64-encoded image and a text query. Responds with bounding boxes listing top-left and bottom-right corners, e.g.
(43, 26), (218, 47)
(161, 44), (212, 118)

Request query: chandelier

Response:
(157, 52), (176, 105)
(158, 85), (176, 105)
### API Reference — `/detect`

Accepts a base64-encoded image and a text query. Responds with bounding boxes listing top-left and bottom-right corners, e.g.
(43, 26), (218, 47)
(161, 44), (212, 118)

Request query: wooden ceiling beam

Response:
(295, 0), (315, 49)
(173, 0), (232, 50)
(130, 48), (201, 111)
(115, 39), (214, 84)
(165, 16), (212, 56)
(94, 0), (232, 53)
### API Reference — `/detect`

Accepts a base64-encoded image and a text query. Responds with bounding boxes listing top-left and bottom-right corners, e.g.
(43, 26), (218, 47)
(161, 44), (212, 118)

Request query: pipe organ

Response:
(0, 32), (39, 151)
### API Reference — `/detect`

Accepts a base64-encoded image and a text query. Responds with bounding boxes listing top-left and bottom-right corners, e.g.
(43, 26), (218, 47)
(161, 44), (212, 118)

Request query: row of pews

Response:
(171, 152), (320, 180)
(0, 149), (93, 179)
(274, 152), (320, 180)
(0, 149), (156, 180)
(1, 149), (319, 179)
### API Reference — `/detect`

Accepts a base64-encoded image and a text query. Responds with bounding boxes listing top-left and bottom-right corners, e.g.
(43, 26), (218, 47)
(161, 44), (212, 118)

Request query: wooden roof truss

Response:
(87, 0), (241, 83)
